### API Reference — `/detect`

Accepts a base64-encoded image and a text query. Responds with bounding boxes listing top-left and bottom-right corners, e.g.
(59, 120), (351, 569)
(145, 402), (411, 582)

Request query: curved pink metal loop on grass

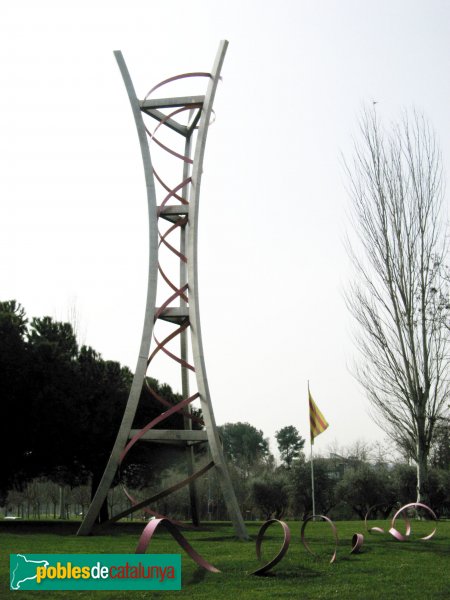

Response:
(350, 533), (364, 554)
(364, 504), (388, 534)
(251, 519), (291, 576)
(301, 515), (339, 564)
(389, 502), (437, 542)
(135, 517), (220, 573)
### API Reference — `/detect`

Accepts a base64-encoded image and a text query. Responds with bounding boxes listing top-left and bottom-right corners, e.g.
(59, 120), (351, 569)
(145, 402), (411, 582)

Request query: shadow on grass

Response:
(194, 535), (248, 543)
(186, 567), (207, 585)
(254, 566), (321, 580)
(382, 538), (450, 555)
(0, 520), (80, 535)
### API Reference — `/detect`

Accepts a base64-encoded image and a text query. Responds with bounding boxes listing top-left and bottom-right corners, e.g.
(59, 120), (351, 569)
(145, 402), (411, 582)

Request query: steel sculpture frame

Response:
(77, 40), (248, 540)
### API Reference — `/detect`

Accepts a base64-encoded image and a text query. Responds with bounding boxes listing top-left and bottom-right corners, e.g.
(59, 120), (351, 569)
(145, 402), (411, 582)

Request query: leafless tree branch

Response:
(344, 107), (449, 501)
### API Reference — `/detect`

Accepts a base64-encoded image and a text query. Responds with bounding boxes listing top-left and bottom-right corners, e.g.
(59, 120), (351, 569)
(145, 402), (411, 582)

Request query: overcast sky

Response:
(1, 1), (449, 457)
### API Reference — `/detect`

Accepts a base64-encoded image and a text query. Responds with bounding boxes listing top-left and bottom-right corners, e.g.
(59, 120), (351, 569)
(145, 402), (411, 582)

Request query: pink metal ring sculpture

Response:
(364, 503), (393, 534)
(113, 71), (217, 523)
(251, 519), (291, 576)
(388, 502), (437, 542)
(301, 515), (339, 564)
(78, 43), (248, 540)
(350, 532), (364, 554)
(136, 517), (220, 573)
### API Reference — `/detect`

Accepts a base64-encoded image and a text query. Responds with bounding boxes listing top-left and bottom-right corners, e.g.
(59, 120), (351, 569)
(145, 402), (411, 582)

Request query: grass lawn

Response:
(1, 519), (449, 599)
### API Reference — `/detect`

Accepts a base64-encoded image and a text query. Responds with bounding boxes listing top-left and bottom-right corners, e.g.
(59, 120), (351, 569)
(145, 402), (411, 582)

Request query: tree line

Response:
(4, 418), (449, 522)
(0, 300), (191, 515)
(216, 425), (449, 521)
(2, 299), (449, 522)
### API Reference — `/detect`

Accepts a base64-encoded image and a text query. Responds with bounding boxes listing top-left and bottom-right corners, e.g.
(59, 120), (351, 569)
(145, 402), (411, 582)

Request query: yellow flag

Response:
(309, 390), (329, 443)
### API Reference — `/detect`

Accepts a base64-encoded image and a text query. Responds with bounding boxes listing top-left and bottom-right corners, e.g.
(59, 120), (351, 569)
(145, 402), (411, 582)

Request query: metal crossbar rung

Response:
(157, 307), (189, 323)
(140, 96), (205, 109)
(159, 205), (189, 223)
(141, 108), (188, 136)
(129, 429), (208, 444)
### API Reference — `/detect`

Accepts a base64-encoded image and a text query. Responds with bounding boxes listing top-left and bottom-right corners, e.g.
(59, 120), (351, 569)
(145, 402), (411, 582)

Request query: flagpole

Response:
(308, 384), (329, 520)
(308, 380), (316, 518)
(311, 441), (316, 518)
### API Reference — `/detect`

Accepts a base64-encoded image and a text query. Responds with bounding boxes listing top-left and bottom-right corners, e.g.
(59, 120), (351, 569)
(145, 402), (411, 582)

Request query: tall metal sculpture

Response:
(77, 40), (248, 540)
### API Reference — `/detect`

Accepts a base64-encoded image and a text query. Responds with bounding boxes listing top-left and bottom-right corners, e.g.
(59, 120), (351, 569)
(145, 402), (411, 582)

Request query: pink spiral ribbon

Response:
(135, 517), (220, 573)
(144, 72), (212, 100)
(364, 502), (437, 542)
(364, 503), (393, 534)
(113, 71), (216, 523)
(251, 519), (291, 576)
(301, 515), (339, 564)
(388, 502), (437, 542)
(350, 532), (364, 554)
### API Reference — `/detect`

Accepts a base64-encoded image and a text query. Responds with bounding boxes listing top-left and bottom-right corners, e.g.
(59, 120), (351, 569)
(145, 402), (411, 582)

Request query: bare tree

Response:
(345, 108), (449, 502)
